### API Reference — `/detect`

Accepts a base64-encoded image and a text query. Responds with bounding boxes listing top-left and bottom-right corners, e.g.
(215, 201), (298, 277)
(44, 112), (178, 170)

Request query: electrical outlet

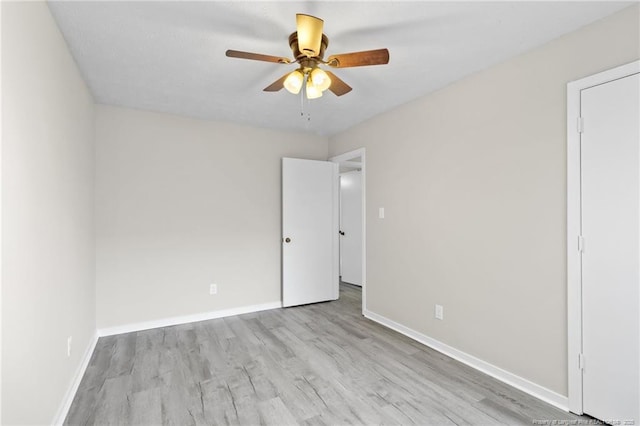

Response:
(67, 336), (73, 357)
(209, 284), (217, 295)
(435, 304), (444, 320)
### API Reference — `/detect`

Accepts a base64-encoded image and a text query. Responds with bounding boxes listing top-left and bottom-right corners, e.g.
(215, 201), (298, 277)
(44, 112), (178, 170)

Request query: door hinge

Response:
(578, 235), (584, 253)
(577, 117), (584, 133)
(578, 353), (585, 371)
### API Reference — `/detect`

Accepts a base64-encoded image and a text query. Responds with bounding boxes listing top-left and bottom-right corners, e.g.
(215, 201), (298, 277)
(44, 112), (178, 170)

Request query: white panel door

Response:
(581, 73), (639, 423)
(282, 158), (338, 307)
(340, 171), (362, 286)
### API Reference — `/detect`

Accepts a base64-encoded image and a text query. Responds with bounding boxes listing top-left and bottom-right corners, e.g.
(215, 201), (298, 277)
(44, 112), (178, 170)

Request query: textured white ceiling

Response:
(48, 1), (632, 136)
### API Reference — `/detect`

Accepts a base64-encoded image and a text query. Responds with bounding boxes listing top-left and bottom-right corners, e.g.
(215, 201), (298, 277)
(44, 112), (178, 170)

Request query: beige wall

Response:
(95, 106), (328, 329)
(329, 5), (639, 396)
(1, 2), (96, 424)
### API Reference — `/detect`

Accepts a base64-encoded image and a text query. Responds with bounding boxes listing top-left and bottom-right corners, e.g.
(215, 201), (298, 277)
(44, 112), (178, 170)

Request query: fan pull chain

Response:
(306, 94), (311, 124)
(300, 73), (311, 124)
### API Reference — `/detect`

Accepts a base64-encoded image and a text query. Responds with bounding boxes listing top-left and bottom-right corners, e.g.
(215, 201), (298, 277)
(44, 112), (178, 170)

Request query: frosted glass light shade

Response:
(283, 70), (304, 94)
(310, 68), (331, 92)
(306, 81), (323, 99)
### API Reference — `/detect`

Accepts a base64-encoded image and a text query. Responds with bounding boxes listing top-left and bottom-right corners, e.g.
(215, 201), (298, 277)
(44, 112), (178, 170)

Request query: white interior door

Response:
(581, 73), (639, 423)
(282, 158), (338, 307)
(340, 171), (362, 286)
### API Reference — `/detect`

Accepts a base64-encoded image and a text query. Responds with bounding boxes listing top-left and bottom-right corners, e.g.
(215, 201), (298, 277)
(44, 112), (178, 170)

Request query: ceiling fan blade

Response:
(325, 71), (352, 96)
(226, 50), (291, 64)
(296, 14), (324, 57)
(327, 49), (389, 68)
(263, 73), (290, 92)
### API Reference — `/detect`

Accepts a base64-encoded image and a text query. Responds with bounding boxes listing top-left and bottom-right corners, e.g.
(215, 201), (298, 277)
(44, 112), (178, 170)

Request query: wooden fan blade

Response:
(263, 73), (290, 92)
(325, 71), (352, 96)
(226, 50), (291, 64)
(327, 49), (389, 68)
(296, 14), (324, 57)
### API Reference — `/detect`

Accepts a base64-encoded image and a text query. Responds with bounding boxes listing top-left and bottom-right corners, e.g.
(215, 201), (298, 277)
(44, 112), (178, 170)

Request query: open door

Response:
(282, 158), (339, 307)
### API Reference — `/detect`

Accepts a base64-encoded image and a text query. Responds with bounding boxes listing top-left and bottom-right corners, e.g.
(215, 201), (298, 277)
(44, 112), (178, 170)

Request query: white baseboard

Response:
(97, 301), (283, 337)
(52, 331), (99, 426)
(364, 309), (569, 411)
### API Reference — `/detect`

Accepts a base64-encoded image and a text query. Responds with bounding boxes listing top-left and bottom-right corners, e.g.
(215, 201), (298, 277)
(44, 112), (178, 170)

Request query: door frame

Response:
(567, 60), (640, 415)
(330, 148), (366, 315)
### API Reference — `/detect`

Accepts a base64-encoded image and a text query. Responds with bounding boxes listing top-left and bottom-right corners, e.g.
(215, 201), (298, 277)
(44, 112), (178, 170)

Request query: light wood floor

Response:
(66, 284), (584, 425)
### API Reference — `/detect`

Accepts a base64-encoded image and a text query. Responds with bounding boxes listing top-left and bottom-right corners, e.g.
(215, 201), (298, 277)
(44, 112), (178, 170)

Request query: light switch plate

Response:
(435, 304), (444, 320)
(379, 207), (385, 219)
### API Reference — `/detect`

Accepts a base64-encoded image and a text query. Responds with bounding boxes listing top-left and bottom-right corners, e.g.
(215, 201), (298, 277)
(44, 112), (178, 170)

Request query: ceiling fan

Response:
(226, 14), (390, 99)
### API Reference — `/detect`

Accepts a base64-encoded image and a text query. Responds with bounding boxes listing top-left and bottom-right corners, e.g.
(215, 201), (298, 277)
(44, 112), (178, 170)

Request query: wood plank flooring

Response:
(65, 284), (584, 425)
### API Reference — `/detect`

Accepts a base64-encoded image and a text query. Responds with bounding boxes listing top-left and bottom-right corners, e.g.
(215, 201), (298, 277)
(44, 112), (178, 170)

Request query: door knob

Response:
(339, 231), (345, 236)
(284, 237), (291, 243)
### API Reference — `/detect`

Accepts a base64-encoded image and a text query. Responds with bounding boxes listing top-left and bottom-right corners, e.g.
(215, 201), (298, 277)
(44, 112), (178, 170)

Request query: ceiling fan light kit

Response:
(225, 13), (390, 100)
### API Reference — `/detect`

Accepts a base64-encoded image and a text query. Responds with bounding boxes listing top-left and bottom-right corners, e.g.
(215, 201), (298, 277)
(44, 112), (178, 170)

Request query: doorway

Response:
(339, 168), (362, 287)
(330, 149), (366, 315)
(567, 61), (639, 423)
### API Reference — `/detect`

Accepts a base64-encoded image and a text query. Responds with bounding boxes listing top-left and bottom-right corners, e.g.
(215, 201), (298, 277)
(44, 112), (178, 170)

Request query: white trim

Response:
(566, 60), (640, 415)
(339, 160), (362, 169)
(52, 332), (99, 426)
(97, 301), (282, 337)
(330, 148), (366, 315)
(0, 1), (4, 420)
(364, 309), (569, 411)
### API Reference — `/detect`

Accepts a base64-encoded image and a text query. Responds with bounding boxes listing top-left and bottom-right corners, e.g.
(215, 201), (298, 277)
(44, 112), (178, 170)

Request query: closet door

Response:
(580, 72), (639, 423)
